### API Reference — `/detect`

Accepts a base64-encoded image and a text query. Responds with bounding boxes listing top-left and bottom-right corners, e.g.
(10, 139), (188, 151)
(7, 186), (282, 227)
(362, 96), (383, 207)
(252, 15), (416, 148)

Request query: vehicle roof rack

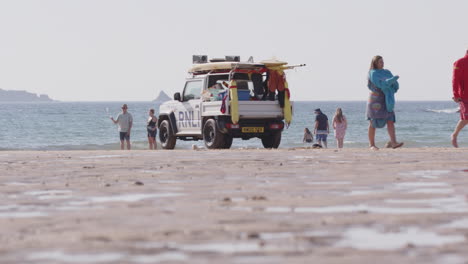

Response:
(192, 55), (207, 64)
(210, 58), (226, 62)
(225, 56), (240, 62)
(193, 55), (241, 64)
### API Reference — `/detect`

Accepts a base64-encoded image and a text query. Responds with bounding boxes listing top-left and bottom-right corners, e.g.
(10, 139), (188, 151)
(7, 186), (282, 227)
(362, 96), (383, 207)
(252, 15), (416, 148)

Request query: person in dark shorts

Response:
(111, 104), (133, 150)
(314, 108), (329, 148)
(451, 49), (468, 147)
(147, 109), (158, 150)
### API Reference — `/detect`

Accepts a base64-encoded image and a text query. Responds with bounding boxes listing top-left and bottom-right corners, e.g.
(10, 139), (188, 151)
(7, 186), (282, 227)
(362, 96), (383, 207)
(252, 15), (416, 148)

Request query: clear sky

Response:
(0, 0), (467, 101)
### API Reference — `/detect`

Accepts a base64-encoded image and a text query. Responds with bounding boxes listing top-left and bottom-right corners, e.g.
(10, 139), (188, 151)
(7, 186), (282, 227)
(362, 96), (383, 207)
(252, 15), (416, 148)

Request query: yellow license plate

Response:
(242, 127), (264, 133)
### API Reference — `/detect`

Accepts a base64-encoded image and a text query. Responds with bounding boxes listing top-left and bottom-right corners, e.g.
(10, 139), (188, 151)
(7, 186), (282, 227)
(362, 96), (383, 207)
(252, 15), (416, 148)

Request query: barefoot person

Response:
(366, 56), (403, 150)
(451, 49), (468, 148)
(111, 104), (133, 150)
(314, 108), (329, 148)
(147, 109), (158, 150)
(332, 108), (347, 148)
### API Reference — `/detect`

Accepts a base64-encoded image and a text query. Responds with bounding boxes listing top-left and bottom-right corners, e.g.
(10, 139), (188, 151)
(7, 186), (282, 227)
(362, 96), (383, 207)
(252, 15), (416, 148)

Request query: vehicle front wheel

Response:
(203, 119), (225, 149)
(261, 132), (282, 149)
(159, 120), (176, 149)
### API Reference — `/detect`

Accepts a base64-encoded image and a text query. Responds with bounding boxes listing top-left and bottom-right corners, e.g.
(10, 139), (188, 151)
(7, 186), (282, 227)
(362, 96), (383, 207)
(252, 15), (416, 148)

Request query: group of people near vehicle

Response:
(304, 50), (468, 149)
(110, 50), (468, 150)
(110, 104), (158, 150)
(303, 108), (348, 149)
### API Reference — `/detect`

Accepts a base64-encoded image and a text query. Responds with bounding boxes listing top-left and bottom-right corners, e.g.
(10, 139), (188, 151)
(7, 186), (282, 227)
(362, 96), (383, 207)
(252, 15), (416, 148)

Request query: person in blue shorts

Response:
(314, 108), (329, 148)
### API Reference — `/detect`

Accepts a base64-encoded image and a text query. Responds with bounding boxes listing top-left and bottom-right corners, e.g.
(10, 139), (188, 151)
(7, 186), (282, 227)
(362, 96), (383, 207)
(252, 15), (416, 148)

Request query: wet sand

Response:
(1, 148), (468, 263)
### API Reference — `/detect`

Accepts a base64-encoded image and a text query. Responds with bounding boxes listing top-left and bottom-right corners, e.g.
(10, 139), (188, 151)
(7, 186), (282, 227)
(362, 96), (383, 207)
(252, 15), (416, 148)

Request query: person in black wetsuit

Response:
(147, 109), (158, 150)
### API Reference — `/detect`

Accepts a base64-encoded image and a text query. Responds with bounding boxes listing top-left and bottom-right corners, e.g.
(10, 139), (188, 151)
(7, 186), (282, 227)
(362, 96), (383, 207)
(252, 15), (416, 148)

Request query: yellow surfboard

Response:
(284, 85), (292, 125)
(229, 80), (239, 124)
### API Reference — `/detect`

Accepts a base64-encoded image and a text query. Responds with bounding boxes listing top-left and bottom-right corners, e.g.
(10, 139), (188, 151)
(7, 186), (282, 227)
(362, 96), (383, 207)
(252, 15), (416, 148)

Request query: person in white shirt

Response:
(111, 104), (133, 150)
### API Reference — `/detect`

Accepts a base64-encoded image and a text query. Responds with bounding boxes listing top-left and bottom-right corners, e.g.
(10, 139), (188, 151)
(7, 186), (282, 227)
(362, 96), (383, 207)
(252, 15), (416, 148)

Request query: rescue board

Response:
(229, 80), (239, 124)
(284, 85), (292, 124)
(189, 62), (264, 73)
(260, 59), (288, 67)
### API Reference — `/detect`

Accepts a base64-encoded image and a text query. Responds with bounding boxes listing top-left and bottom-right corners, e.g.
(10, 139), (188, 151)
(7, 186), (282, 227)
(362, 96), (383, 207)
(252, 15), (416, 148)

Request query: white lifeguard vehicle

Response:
(158, 55), (303, 149)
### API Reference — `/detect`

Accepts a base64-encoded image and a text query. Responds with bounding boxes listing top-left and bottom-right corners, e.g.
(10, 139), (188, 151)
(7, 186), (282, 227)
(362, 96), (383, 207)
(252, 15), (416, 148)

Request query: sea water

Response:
(0, 101), (462, 150)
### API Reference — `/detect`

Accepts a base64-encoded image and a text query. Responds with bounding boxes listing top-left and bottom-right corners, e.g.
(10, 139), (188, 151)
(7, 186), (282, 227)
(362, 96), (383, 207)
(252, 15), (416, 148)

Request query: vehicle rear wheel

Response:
(261, 132), (282, 149)
(203, 119), (225, 149)
(222, 135), (233, 149)
(159, 120), (176, 149)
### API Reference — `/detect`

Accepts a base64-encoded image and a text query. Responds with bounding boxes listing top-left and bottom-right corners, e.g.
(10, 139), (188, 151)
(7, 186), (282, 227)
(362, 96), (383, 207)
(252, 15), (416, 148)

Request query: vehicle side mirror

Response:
(174, 92), (181, 101)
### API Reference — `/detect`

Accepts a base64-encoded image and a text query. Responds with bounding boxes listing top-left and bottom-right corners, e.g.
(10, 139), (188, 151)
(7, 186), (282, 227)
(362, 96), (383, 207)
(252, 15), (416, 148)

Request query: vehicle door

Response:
(176, 80), (202, 134)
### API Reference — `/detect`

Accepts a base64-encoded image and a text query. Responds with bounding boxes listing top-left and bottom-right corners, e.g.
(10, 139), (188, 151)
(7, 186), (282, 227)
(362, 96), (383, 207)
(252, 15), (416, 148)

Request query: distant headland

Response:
(0, 88), (54, 102)
(153, 91), (171, 103)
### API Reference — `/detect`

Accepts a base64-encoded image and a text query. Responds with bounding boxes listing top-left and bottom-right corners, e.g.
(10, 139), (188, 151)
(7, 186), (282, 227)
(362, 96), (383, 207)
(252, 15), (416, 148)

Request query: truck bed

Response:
(201, 101), (285, 119)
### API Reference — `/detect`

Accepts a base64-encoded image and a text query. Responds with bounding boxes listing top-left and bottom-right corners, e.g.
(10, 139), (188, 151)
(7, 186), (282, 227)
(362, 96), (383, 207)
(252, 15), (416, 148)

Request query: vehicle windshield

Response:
(183, 81), (202, 101)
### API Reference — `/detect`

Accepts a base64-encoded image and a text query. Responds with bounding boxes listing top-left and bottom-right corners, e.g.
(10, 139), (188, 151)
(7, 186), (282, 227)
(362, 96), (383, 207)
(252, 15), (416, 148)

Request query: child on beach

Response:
(332, 108), (347, 148)
(303, 128), (313, 143)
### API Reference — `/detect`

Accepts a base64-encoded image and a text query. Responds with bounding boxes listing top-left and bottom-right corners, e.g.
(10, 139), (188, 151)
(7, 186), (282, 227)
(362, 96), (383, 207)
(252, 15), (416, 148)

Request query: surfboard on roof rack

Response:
(260, 59), (288, 67)
(188, 61), (266, 74)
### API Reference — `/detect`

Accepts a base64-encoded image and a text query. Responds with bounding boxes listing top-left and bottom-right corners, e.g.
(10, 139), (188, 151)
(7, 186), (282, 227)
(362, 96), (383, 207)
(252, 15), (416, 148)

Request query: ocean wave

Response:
(425, 108), (459, 114)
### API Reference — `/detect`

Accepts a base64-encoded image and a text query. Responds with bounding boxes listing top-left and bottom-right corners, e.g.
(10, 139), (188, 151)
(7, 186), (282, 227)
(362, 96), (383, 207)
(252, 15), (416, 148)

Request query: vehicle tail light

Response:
(269, 123), (284, 130)
(226, 123), (240, 129)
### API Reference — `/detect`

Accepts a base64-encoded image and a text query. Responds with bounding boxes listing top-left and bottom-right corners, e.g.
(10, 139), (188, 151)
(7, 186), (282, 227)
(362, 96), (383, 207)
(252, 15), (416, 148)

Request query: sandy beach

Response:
(1, 148), (468, 263)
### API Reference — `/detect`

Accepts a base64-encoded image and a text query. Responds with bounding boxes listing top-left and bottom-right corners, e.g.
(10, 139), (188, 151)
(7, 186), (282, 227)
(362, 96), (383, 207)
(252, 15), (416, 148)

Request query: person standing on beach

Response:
(451, 49), (468, 148)
(314, 108), (329, 148)
(366, 56), (404, 150)
(332, 108), (347, 148)
(111, 104), (133, 150)
(147, 109), (158, 150)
